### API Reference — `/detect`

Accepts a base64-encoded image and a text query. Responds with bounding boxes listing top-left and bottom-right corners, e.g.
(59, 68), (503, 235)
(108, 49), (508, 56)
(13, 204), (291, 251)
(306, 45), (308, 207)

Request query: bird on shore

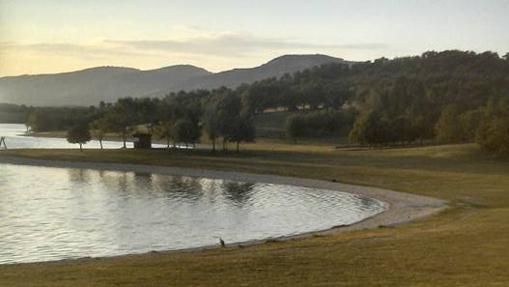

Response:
(219, 237), (226, 248)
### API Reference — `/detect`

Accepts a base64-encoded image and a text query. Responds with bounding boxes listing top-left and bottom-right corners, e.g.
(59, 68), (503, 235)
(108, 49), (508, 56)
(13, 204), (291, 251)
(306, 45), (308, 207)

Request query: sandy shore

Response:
(0, 155), (447, 258)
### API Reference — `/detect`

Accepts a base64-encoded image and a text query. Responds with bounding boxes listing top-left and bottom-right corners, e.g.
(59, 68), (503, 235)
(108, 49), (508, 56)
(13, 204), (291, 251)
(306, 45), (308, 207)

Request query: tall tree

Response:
(154, 99), (178, 149)
(174, 119), (201, 148)
(104, 98), (138, 148)
(228, 116), (256, 152)
(215, 93), (242, 151)
(203, 105), (221, 152)
(89, 117), (109, 149)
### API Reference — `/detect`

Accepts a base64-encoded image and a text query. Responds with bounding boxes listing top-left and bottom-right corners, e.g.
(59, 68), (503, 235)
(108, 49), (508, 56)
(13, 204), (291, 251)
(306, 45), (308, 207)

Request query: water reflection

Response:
(222, 182), (255, 207)
(0, 157), (385, 265)
(67, 169), (93, 182)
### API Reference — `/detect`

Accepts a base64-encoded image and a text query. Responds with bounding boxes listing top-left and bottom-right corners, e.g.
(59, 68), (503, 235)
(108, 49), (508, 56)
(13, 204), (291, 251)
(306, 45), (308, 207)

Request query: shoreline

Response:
(0, 155), (447, 265)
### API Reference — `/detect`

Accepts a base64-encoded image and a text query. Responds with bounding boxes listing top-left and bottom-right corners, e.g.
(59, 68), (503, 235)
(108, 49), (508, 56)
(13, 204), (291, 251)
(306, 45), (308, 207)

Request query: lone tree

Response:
(67, 124), (91, 151)
(89, 117), (109, 149)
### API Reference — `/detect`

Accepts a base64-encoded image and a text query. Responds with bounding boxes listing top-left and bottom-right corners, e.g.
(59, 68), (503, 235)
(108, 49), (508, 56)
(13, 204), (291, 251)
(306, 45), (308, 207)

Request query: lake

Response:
(0, 123), (135, 149)
(0, 123), (385, 264)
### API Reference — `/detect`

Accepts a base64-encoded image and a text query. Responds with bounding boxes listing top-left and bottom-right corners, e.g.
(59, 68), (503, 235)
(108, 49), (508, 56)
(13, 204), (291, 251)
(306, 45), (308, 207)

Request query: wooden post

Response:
(0, 136), (7, 149)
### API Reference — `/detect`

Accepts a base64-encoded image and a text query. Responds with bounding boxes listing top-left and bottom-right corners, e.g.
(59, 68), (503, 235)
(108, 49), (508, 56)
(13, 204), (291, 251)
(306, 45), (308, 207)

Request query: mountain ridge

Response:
(0, 54), (348, 106)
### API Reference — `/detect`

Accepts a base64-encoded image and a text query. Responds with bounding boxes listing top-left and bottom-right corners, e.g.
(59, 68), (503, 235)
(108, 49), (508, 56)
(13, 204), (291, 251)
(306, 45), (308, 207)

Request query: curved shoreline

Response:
(0, 155), (447, 264)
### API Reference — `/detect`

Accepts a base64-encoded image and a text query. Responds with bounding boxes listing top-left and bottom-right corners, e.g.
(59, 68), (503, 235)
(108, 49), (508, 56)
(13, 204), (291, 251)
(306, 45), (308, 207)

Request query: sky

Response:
(0, 0), (508, 76)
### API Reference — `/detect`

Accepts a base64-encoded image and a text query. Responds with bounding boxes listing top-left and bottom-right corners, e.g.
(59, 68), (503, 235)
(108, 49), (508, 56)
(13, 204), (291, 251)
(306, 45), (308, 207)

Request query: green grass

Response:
(1, 143), (508, 286)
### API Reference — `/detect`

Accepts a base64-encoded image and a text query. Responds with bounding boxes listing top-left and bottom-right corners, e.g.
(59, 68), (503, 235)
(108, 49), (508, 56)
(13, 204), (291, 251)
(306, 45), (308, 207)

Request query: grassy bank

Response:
(1, 143), (508, 286)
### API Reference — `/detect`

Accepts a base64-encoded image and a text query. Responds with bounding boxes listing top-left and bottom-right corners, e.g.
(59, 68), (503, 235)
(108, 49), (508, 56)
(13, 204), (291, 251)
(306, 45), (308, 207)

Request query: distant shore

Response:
(0, 155), (446, 256)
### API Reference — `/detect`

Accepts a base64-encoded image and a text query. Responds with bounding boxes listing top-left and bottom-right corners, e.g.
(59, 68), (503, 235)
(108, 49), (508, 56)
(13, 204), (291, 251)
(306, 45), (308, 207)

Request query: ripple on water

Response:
(0, 125), (385, 264)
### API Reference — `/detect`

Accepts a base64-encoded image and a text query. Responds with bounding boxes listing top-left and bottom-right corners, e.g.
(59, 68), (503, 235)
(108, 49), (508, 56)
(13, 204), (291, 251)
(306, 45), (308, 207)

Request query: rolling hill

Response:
(0, 54), (347, 106)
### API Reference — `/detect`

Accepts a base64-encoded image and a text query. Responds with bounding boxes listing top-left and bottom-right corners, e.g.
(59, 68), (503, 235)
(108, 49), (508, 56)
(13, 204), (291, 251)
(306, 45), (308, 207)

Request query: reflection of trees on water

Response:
(65, 169), (257, 206)
(112, 173), (131, 194)
(151, 175), (204, 201)
(132, 172), (154, 191)
(221, 181), (255, 207)
(67, 169), (93, 182)
(91, 171), (153, 196)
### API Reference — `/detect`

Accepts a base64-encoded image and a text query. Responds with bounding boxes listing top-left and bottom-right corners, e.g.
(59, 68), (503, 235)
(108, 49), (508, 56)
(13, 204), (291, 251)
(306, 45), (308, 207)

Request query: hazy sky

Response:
(1, 0), (508, 76)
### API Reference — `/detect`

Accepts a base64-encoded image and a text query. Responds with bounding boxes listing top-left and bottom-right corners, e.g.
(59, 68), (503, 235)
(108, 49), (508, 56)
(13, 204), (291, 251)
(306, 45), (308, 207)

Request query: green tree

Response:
(476, 98), (509, 155)
(349, 110), (390, 146)
(154, 121), (175, 149)
(477, 116), (509, 155)
(435, 105), (463, 144)
(227, 116), (256, 152)
(203, 105), (221, 152)
(411, 115), (434, 144)
(66, 124), (91, 151)
(215, 93), (243, 151)
(89, 117), (109, 149)
(388, 116), (415, 144)
(103, 98), (138, 148)
(459, 109), (482, 142)
(174, 119), (201, 148)
(154, 98), (179, 149)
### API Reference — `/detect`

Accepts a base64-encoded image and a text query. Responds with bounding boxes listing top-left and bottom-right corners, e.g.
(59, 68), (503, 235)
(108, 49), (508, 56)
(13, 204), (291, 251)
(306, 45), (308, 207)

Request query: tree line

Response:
(56, 89), (255, 152)
(21, 50), (509, 156)
(0, 103), (30, 123)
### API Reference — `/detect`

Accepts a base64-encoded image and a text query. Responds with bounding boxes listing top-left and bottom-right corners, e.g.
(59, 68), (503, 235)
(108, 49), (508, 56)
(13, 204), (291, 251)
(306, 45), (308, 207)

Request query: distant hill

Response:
(178, 54), (348, 91)
(0, 54), (348, 106)
(0, 65), (211, 106)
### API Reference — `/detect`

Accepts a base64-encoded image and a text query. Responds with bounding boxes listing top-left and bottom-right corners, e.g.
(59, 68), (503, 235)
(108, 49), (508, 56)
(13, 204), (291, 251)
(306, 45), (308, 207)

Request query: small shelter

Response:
(132, 133), (152, 149)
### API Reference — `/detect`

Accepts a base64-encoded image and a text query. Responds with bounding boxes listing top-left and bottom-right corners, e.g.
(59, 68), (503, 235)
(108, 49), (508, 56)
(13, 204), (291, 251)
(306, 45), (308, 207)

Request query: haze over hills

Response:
(0, 65), (211, 106)
(0, 54), (347, 106)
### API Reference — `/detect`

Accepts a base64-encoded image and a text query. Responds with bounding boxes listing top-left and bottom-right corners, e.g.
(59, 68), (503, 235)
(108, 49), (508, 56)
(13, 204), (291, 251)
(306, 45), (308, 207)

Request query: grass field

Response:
(0, 143), (508, 286)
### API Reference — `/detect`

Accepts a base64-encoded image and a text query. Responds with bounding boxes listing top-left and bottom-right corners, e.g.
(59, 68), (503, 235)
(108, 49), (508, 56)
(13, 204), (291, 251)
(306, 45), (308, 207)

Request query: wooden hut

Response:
(132, 133), (152, 149)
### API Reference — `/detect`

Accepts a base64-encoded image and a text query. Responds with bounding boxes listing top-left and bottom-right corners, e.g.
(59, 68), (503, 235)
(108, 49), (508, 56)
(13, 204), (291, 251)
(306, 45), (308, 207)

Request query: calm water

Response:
(0, 123), (385, 264)
(0, 123), (146, 149)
